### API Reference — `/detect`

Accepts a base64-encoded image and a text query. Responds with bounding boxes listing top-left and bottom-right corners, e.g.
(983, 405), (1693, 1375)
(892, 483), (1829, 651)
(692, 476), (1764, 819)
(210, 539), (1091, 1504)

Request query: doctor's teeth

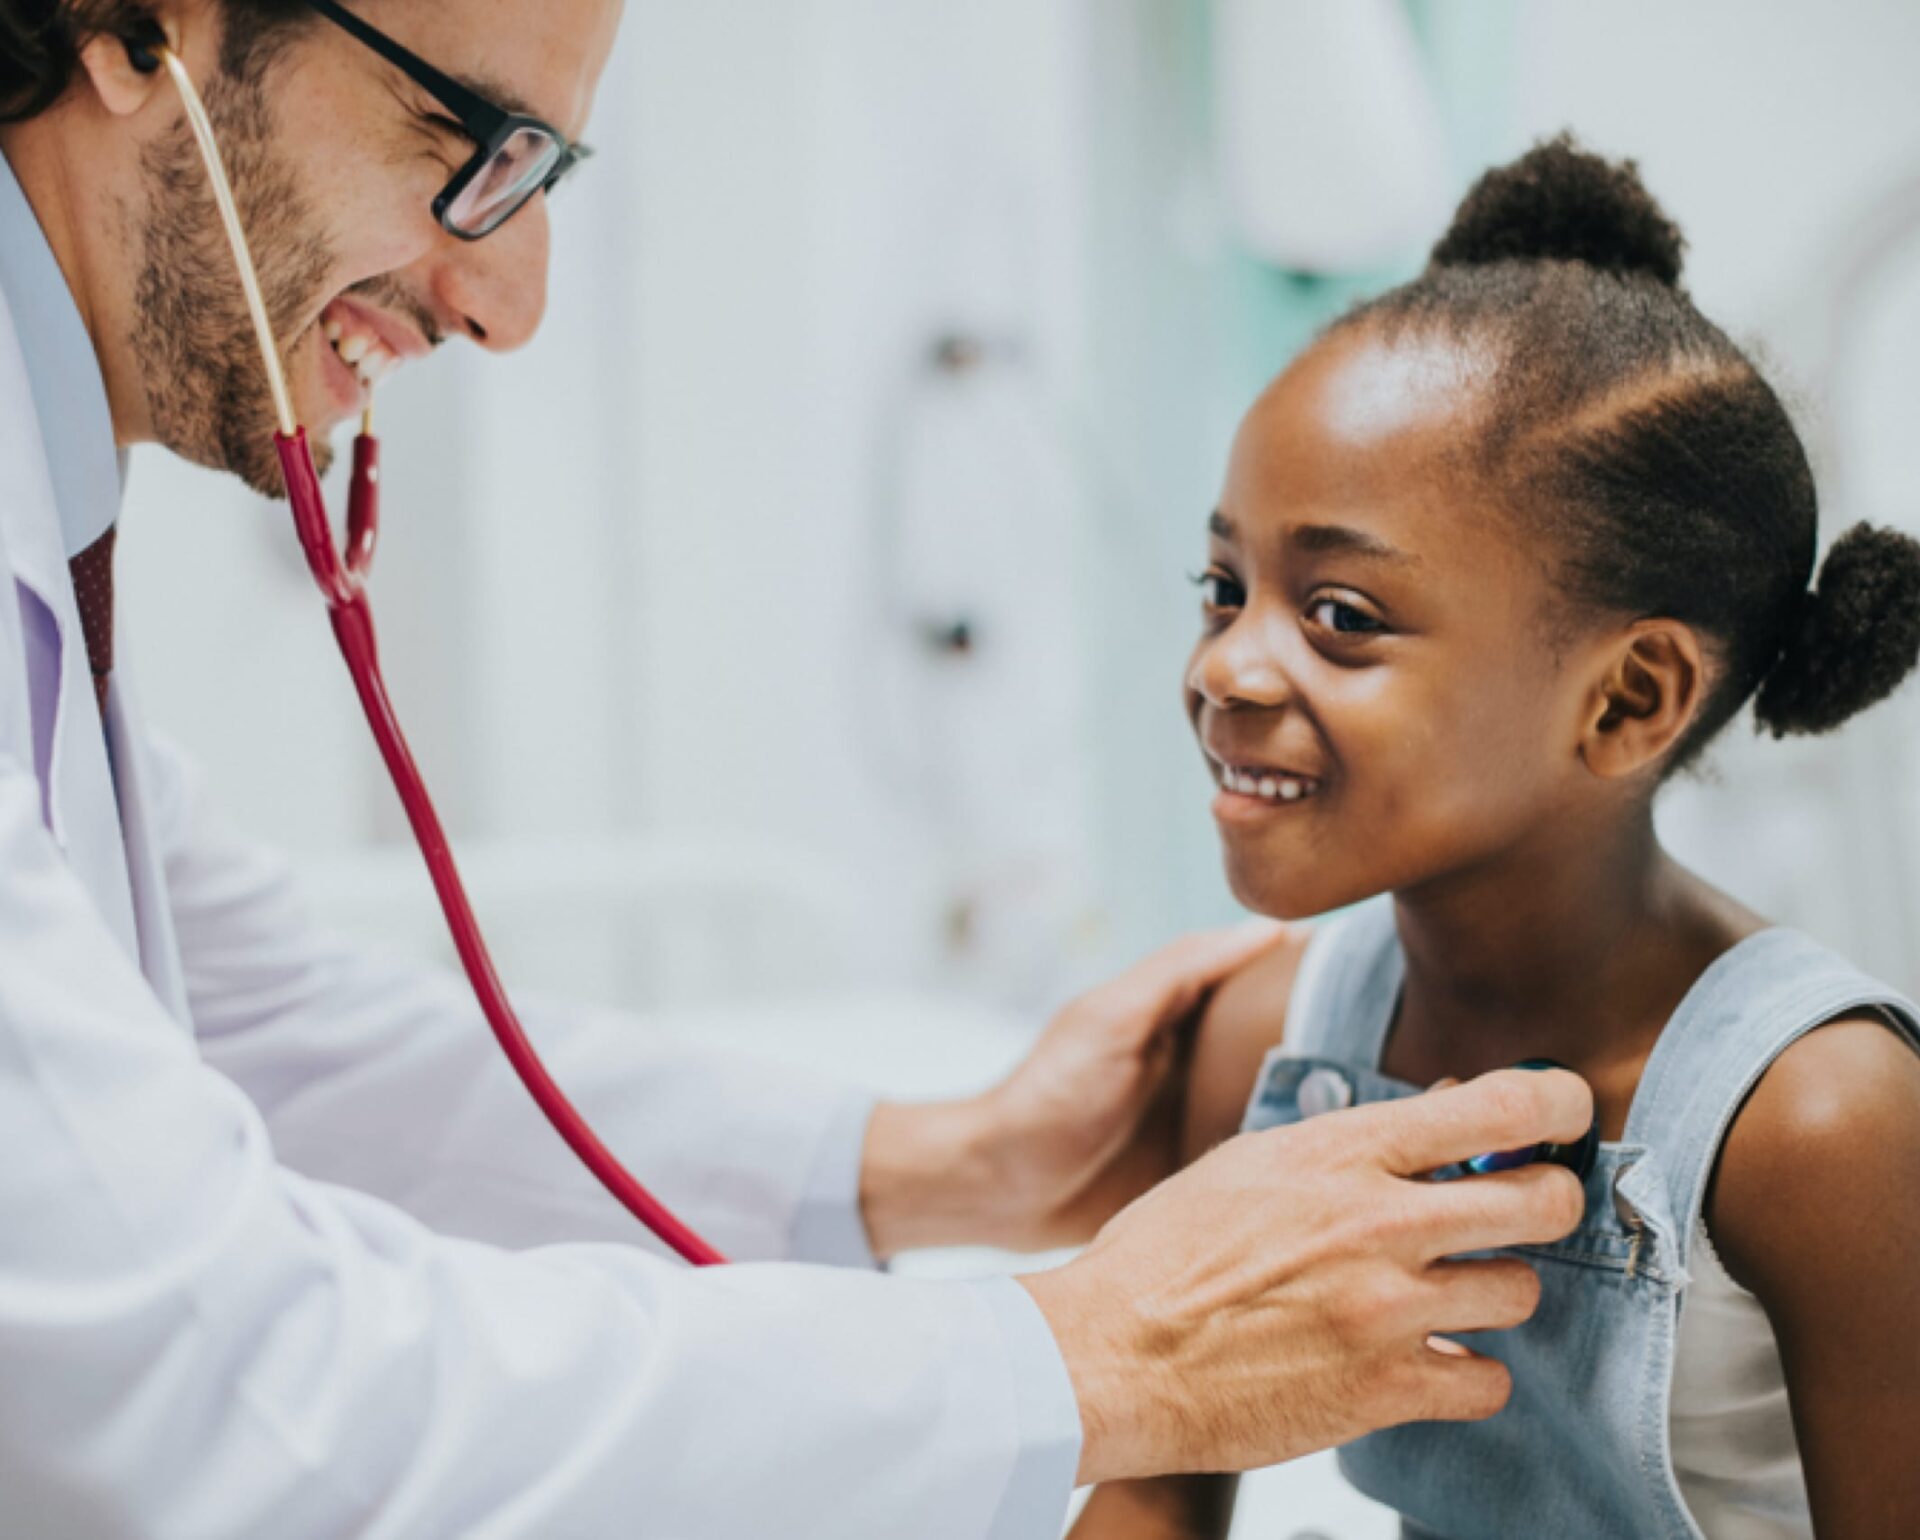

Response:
(327, 322), (397, 387)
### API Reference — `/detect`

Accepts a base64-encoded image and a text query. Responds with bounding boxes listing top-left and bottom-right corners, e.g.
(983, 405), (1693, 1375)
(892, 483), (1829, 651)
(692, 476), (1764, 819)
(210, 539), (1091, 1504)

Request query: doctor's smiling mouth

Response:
(125, 0), (610, 494)
(311, 281), (441, 419)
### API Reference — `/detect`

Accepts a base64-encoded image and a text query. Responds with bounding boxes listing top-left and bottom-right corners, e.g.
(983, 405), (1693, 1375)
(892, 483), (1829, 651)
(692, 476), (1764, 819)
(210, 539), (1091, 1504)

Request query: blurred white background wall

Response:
(115, 4), (1920, 1531)
(123, 0), (1107, 1014)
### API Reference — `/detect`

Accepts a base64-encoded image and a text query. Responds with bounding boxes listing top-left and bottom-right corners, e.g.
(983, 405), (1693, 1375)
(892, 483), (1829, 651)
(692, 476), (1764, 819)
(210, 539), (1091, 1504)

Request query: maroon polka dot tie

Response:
(68, 526), (117, 715)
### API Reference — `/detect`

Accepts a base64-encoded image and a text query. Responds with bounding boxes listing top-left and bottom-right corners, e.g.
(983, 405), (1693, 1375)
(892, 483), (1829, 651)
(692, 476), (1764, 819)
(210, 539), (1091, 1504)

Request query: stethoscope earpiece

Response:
(124, 19), (169, 75)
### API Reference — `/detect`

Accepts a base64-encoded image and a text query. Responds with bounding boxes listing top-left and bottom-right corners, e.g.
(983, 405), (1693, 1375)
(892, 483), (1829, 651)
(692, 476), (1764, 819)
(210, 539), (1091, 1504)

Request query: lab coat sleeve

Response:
(145, 733), (880, 1264)
(0, 752), (1081, 1538)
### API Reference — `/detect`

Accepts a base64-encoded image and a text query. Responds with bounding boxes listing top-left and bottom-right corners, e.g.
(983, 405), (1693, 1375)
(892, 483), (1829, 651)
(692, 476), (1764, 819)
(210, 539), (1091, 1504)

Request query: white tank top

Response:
(1669, 1220), (1811, 1538)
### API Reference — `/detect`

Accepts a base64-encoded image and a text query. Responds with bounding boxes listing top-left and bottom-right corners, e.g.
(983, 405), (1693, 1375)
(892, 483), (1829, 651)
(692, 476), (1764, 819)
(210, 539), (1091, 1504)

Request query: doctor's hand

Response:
(860, 921), (1291, 1257)
(1020, 1068), (1593, 1485)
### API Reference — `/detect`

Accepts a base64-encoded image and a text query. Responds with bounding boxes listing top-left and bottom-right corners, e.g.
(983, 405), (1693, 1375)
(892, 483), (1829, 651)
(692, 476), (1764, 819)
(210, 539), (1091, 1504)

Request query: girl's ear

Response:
(1580, 620), (1706, 779)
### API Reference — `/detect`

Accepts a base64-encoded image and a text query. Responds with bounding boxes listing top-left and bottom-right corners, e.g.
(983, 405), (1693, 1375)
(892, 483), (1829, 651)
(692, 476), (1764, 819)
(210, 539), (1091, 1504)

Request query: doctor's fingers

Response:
(1418, 1257), (1544, 1336)
(1400, 1162), (1587, 1261)
(1359, 1067), (1594, 1178)
(1393, 1340), (1518, 1427)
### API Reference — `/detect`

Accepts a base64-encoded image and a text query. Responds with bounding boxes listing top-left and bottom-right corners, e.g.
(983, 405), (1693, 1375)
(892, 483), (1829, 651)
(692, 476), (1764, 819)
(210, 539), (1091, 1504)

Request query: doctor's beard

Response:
(131, 55), (337, 497)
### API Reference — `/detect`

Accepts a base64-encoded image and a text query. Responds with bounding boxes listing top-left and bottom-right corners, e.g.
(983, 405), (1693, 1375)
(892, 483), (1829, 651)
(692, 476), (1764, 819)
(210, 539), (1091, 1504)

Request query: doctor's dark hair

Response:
(1, 0), (309, 122)
(1332, 134), (1920, 768)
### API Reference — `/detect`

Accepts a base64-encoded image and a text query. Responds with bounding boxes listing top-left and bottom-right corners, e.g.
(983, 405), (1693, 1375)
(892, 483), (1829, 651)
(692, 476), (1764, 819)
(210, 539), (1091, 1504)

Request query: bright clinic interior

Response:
(118, 3), (1920, 1532)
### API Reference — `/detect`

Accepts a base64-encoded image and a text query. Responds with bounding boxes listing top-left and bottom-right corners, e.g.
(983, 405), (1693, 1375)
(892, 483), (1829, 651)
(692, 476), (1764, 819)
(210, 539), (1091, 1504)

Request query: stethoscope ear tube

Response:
(150, 44), (298, 437)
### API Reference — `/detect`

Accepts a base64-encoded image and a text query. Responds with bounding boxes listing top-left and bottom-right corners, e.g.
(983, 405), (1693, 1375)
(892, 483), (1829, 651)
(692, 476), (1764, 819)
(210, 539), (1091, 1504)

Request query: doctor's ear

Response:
(1578, 619), (1707, 780)
(75, 6), (192, 117)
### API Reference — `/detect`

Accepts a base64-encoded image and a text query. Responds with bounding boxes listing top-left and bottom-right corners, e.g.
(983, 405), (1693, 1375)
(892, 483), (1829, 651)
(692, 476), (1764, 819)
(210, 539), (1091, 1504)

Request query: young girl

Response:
(1073, 138), (1920, 1540)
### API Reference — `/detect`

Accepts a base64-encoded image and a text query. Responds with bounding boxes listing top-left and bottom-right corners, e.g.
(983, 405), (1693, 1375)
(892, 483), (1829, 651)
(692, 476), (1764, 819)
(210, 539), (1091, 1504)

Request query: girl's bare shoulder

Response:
(1707, 1014), (1920, 1533)
(1181, 924), (1314, 1164)
(1711, 1014), (1920, 1292)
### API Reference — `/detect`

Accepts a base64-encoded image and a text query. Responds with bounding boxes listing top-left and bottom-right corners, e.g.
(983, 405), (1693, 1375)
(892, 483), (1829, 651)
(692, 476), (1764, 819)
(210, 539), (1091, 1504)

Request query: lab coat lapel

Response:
(104, 672), (190, 1025)
(0, 287), (143, 967)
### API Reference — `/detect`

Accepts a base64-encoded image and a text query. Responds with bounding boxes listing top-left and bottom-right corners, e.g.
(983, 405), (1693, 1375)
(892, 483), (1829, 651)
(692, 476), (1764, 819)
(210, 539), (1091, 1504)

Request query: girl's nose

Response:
(1187, 613), (1296, 711)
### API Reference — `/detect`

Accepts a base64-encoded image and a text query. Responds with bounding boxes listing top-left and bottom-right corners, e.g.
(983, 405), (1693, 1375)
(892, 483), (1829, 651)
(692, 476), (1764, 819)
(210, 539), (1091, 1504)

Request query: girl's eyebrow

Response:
(1288, 522), (1419, 568)
(1209, 510), (1418, 568)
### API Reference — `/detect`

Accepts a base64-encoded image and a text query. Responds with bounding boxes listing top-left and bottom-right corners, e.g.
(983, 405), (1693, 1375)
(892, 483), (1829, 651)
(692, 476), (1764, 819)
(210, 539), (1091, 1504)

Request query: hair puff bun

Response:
(1754, 523), (1920, 737)
(1430, 133), (1687, 288)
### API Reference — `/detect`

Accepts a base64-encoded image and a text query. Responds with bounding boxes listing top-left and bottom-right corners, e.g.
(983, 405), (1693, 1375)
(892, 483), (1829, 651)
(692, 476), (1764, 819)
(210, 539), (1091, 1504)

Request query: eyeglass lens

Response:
(447, 126), (565, 236)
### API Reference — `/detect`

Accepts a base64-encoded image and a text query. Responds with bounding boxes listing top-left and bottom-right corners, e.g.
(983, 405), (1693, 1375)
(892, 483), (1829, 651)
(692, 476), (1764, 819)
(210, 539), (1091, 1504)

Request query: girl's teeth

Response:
(324, 318), (344, 342)
(1221, 765), (1314, 803)
(338, 333), (371, 364)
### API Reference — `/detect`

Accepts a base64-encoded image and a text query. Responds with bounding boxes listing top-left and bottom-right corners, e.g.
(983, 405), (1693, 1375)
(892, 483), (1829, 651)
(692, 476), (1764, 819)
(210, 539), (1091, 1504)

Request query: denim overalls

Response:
(1241, 898), (1919, 1540)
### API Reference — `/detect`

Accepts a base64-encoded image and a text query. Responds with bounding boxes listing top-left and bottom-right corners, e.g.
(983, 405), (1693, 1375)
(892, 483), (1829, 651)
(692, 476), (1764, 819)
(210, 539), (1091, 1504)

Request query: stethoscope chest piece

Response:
(1461, 1057), (1601, 1181)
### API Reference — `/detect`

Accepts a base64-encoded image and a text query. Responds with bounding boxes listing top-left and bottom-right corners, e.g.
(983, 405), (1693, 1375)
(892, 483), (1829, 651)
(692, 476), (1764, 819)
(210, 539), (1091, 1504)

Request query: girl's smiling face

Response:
(1185, 327), (1605, 919)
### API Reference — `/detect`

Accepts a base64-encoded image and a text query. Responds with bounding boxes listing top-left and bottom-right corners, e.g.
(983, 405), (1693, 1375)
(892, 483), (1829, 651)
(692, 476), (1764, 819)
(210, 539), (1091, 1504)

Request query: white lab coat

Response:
(0, 276), (1078, 1533)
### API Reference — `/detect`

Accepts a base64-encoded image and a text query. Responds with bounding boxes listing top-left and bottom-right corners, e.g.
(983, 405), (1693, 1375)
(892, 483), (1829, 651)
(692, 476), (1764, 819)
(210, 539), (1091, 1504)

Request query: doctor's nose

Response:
(1187, 615), (1296, 712)
(432, 192), (552, 353)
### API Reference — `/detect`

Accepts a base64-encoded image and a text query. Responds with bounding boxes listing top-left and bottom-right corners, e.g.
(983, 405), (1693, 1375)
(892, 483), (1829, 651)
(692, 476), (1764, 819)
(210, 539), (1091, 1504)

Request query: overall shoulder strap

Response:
(1623, 928), (1920, 1265)
(1282, 896), (1404, 1066)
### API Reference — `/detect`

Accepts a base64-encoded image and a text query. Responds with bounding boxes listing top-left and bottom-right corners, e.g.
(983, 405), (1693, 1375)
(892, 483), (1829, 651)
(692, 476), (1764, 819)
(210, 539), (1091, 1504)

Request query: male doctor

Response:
(0, 2), (1590, 1535)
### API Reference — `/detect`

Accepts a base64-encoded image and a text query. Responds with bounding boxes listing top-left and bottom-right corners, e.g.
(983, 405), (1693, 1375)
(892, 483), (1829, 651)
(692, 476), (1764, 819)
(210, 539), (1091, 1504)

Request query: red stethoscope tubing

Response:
(141, 33), (723, 1267)
(275, 425), (727, 1268)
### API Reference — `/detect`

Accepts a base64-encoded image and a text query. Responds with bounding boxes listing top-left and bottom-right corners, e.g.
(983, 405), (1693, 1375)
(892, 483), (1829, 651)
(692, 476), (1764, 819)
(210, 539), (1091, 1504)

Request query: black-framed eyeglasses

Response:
(304, 0), (593, 241)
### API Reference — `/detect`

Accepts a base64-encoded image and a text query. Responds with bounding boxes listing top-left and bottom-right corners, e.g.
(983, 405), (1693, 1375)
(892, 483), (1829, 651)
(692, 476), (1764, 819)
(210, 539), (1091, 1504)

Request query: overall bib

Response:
(1241, 898), (1919, 1540)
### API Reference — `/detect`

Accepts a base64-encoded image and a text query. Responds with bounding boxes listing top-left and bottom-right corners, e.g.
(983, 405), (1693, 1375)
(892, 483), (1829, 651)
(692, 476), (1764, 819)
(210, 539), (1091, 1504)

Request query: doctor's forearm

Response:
(857, 923), (1298, 1260)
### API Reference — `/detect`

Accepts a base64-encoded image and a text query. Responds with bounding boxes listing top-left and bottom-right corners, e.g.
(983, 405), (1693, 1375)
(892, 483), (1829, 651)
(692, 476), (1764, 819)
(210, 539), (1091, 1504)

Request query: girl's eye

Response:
(1192, 569), (1246, 613)
(1306, 597), (1386, 636)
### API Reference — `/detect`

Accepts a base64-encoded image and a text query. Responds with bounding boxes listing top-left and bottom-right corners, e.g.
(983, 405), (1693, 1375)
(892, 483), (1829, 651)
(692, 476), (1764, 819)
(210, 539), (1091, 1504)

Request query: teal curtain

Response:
(1080, 0), (1517, 950)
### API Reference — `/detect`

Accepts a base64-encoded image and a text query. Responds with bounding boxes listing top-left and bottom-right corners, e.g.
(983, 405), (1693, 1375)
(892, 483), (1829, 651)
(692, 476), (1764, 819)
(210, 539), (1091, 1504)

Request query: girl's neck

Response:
(1384, 807), (1762, 1112)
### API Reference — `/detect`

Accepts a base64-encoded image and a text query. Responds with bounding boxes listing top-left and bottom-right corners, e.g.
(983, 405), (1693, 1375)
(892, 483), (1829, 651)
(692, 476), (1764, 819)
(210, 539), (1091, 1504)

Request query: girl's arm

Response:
(1710, 1015), (1920, 1539)
(1179, 927), (1312, 1158)
(1070, 930), (1309, 1540)
(1070, 1473), (1239, 1539)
